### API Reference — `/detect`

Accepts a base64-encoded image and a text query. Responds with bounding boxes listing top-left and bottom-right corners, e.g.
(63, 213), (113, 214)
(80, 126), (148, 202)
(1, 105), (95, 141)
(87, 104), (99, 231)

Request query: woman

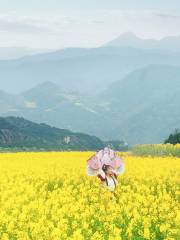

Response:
(97, 164), (119, 206)
(97, 164), (118, 192)
(86, 146), (125, 197)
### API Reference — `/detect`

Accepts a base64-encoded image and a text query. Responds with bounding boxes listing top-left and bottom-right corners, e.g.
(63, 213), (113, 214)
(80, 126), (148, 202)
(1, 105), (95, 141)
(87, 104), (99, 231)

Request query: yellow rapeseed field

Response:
(132, 144), (180, 157)
(0, 152), (179, 240)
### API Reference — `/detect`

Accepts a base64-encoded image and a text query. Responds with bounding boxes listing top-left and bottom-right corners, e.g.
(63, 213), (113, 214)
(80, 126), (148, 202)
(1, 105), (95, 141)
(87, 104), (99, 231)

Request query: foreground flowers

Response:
(0, 152), (179, 239)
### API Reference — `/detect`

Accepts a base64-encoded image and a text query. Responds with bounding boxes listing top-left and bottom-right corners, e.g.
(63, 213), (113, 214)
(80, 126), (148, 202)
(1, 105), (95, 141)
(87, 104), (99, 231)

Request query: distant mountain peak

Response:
(104, 32), (180, 51)
(36, 81), (60, 90)
(104, 32), (142, 47)
(22, 81), (62, 95)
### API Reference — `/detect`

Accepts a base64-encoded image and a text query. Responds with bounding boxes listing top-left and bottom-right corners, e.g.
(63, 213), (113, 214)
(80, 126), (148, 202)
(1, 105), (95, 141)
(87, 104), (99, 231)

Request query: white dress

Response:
(102, 175), (118, 191)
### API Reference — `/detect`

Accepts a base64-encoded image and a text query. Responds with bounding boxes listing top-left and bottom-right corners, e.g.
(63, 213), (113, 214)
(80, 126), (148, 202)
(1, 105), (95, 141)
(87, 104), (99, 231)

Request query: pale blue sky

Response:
(0, 0), (180, 49)
(1, 0), (180, 11)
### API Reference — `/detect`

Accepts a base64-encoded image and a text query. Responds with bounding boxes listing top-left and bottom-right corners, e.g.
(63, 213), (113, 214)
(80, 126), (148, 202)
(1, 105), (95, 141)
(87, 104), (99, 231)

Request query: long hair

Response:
(102, 164), (117, 188)
(102, 164), (111, 173)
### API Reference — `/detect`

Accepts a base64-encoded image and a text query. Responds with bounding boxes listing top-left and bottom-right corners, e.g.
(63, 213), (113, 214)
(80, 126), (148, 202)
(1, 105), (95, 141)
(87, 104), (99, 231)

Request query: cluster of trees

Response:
(164, 129), (180, 144)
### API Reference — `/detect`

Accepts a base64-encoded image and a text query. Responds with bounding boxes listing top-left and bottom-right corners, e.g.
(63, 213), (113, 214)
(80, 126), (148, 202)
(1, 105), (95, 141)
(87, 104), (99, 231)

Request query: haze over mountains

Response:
(1, 33), (180, 94)
(105, 32), (180, 51)
(0, 32), (180, 145)
(0, 47), (50, 60)
(1, 64), (180, 144)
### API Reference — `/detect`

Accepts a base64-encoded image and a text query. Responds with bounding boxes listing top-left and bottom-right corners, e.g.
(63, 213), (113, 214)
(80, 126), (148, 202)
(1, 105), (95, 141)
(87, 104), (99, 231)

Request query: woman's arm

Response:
(97, 174), (106, 181)
(97, 169), (106, 181)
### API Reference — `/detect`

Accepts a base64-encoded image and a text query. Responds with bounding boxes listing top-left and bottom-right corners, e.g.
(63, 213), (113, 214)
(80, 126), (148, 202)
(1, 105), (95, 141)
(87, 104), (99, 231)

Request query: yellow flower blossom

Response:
(0, 152), (179, 239)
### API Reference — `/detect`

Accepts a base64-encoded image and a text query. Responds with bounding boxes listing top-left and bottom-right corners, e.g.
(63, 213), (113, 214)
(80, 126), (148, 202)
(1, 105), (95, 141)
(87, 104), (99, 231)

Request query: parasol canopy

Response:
(86, 147), (125, 176)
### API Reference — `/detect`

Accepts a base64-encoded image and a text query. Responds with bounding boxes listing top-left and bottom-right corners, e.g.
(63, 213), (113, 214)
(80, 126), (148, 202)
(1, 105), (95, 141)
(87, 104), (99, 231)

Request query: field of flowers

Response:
(0, 152), (179, 240)
(132, 144), (180, 157)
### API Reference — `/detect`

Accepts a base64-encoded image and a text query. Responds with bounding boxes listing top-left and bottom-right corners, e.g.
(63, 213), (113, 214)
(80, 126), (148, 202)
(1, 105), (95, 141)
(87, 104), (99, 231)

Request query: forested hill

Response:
(0, 117), (126, 151)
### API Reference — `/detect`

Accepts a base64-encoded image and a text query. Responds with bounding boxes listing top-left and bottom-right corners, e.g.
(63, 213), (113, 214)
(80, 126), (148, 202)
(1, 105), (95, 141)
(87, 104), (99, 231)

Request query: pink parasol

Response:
(86, 147), (125, 176)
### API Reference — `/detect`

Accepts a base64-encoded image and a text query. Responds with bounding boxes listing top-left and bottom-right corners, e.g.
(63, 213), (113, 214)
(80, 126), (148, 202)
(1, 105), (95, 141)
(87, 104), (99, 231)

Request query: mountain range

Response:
(0, 63), (180, 144)
(0, 47), (50, 60)
(105, 32), (180, 51)
(0, 32), (180, 144)
(1, 35), (180, 94)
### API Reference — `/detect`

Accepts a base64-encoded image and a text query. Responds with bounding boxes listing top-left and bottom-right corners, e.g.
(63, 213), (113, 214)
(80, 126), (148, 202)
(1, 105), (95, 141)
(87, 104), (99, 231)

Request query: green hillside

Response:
(0, 116), (127, 151)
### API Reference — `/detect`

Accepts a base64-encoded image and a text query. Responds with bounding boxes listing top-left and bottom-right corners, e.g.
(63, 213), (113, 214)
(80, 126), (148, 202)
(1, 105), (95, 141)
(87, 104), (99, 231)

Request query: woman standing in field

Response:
(86, 147), (125, 202)
(97, 164), (118, 192)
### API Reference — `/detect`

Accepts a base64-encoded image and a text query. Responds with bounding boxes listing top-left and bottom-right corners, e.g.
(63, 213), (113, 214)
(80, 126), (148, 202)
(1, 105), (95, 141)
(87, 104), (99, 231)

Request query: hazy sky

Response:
(0, 0), (180, 49)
